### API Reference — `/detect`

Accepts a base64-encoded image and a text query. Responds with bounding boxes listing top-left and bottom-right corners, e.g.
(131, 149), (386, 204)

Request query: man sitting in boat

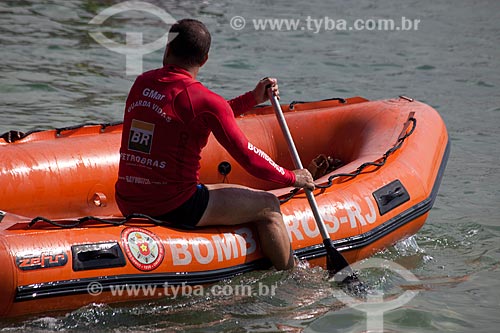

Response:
(115, 19), (314, 270)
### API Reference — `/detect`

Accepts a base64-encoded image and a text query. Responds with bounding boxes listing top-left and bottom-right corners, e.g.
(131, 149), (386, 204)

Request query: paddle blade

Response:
(323, 239), (366, 291)
(323, 239), (351, 275)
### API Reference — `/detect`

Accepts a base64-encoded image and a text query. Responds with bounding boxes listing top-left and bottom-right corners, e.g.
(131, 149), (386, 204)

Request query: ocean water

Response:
(1, 0), (499, 332)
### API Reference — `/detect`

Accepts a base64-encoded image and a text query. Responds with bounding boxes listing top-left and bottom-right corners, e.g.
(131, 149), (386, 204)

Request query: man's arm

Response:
(227, 91), (257, 117)
(200, 91), (296, 186)
(227, 77), (280, 117)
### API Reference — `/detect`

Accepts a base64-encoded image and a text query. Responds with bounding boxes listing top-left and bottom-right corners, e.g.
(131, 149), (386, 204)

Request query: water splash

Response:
(393, 236), (423, 256)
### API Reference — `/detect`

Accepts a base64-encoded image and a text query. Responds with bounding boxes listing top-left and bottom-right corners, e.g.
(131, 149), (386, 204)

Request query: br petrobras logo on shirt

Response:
(129, 119), (155, 154)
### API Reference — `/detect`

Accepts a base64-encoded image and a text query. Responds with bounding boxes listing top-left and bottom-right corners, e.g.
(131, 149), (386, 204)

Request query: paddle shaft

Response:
(267, 88), (359, 281)
(267, 90), (331, 241)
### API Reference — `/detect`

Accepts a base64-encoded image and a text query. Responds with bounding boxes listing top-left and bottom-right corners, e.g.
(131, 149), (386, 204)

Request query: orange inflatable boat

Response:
(0, 96), (449, 317)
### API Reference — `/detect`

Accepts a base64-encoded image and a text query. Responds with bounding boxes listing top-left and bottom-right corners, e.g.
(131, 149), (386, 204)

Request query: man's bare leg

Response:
(196, 184), (294, 270)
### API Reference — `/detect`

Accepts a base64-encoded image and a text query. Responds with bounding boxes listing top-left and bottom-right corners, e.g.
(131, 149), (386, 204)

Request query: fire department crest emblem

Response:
(121, 227), (164, 271)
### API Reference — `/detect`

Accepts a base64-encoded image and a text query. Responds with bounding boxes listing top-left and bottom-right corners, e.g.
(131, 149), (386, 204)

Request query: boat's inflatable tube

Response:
(0, 96), (449, 317)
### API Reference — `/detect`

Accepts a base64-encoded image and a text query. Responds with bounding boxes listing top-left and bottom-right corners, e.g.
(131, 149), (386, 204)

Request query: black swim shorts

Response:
(154, 184), (210, 229)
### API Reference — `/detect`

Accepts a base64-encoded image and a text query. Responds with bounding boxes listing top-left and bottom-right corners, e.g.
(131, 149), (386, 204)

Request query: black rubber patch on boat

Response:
(373, 180), (410, 215)
(72, 242), (126, 271)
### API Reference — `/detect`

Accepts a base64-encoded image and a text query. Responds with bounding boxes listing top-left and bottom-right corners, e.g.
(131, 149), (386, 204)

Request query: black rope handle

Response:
(1, 121), (123, 143)
(19, 112), (417, 216)
(56, 121), (122, 136)
(28, 213), (196, 230)
(289, 97), (347, 110)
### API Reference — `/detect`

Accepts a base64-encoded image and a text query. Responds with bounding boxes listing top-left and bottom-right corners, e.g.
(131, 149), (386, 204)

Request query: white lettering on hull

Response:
(284, 196), (378, 241)
(169, 227), (256, 266)
(166, 197), (378, 266)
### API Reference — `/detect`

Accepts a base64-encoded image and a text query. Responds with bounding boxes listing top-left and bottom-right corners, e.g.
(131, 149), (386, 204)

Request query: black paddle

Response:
(267, 88), (357, 281)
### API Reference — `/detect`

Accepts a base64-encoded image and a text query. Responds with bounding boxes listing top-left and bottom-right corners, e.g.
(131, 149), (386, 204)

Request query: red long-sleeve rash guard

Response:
(115, 65), (295, 216)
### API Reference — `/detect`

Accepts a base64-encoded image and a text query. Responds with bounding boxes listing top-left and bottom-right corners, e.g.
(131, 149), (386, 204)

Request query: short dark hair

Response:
(167, 19), (211, 67)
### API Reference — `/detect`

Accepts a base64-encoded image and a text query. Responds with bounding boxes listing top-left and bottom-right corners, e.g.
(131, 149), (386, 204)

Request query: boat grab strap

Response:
(279, 112), (417, 204)
(0, 122), (123, 143)
(289, 97), (347, 110)
(28, 213), (195, 230)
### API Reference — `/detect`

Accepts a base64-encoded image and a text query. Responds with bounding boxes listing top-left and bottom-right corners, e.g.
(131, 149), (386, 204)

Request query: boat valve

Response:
(92, 192), (108, 207)
(218, 161), (232, 176)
